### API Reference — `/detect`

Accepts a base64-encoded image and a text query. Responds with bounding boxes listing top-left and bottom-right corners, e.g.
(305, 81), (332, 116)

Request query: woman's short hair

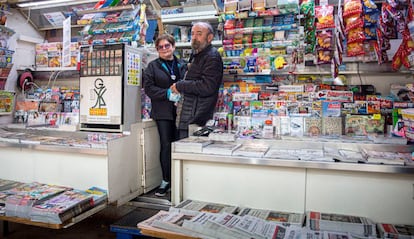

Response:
(155, 34), (175, 47)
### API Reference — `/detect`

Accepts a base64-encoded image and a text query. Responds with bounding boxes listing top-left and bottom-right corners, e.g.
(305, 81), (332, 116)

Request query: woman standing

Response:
(143, 34), (187, 197)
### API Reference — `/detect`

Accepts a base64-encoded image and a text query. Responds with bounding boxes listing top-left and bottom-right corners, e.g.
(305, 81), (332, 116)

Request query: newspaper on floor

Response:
(170, 199), (238, 216)
(151, 211), (215, 239)
(237, 207), (305, 227)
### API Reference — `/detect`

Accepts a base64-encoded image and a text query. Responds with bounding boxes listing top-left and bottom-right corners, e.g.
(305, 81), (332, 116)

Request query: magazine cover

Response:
(345, 114), (384, 136)
(304, 117), (322, 136)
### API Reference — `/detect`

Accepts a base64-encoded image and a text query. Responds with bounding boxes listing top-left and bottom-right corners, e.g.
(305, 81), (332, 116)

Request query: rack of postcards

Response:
(77, 1), (153, 45)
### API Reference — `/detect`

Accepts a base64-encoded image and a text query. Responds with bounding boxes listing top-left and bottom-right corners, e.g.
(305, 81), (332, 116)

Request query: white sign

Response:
(62, 16), (71, 67)
(43, 11), (66, 26)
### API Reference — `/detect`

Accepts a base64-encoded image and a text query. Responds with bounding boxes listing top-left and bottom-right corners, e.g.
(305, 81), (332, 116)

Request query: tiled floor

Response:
(1, 190), (170, 239)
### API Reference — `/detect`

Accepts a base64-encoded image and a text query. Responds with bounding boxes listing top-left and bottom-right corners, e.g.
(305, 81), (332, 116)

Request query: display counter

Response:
(0, 120), (162, 233)
(0, 123), (143, 206)
(171, 138), (414, 225)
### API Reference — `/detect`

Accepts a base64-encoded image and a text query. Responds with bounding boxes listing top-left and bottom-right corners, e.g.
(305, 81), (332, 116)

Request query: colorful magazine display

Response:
(30, 189), (94, 224)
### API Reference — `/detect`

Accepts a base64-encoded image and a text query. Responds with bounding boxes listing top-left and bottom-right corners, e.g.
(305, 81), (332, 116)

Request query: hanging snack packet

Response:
(315, 5), (335, 30)
(343, 0), (363, 18)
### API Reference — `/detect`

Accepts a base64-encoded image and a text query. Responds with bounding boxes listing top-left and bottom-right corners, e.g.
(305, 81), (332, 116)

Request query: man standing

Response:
(170, 21), (223, 139)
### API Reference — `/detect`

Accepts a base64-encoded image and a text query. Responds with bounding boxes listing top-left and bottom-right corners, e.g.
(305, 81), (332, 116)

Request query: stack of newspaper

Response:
(173, 137), (213, 153)
(233, 143), (270, 158)
(4, 182), (69, 218)
(377, 223), (414, 239)
(169, 199), (238, 216)
(138, 199), (310, 239)
(137, 210), (199, 239)
(30, 189), (94, 224)
(361, 148), (411, 165)
(306, 211), (377, 237)
(237, 207), (305, 227)
(202, 142), (242, 156)
(138, 210), (305, 239)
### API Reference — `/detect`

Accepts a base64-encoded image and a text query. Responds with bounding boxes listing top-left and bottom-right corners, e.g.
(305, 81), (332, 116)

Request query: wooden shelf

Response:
(0, 203), (107, 230)
(139, 227), (199, 239)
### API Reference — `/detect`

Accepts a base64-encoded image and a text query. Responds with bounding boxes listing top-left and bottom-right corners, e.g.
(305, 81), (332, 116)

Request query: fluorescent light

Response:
(17, 0), (98, 8)
(17, 0), (72, 8)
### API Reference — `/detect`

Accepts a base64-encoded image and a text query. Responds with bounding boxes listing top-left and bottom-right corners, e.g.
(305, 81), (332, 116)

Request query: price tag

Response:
(320, 0), (328, 5)
(372, 114), (381, 120)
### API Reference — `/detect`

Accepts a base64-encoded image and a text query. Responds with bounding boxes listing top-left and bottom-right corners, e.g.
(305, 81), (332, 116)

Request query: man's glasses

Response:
(156, 43), (172, 51)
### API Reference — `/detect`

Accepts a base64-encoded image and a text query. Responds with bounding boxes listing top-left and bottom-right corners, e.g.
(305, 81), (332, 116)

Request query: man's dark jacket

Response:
(176, 44), (223, 130)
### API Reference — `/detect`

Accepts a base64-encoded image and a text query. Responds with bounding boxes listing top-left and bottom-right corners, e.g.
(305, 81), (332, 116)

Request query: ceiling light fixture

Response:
(16, 0), (97, 9)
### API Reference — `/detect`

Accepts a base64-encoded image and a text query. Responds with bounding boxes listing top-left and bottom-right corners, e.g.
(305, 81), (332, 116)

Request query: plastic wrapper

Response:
(242, 34), (253, 45)
(300, 0), (314, 16)
(316, 30), (333, 49)
(362, 0), (377, 12)
(363, 12), (379, 27)
(392, 49), (402, 70)
(343, 0), (363, 17)
(376, 28), (390, 51)
(347, 27), (366, 43)
(233, 33), (243, 45)
(224, 19), (235, 30)
(315, 5), (335, 30)
(373, 41), (388, 64)
(317, 49), (333, 64)
(235, 20), (244, 29)
(263, 32), (274, 42)
(345, 15), (364, 32)
(252, 33), (263, 43)
(346, 41), (365, 57)
(364, 27), (377, 40)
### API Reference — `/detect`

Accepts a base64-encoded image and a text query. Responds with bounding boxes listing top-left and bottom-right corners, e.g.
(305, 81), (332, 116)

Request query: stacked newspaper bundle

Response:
(30, 189), (94, 224)
(137, 210), (200, 238)
(306, 211), (377, 237)
(233, 143), (270, 158)
(150, 211), (212, 238)
(143, 210), (305, 239)
(377, 223), (414, 239)
(173, 137), (213, 153)
(202, 142), (242, 156)
(142, 200), (308, 239)
(361, 148), (411, 165)
(4, 183), (69, 218)
(169, 199), (238, 216)
(237, 207), (305, 227)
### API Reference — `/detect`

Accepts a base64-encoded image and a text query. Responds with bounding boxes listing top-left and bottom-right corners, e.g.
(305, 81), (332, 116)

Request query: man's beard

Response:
(191, 39), (208, 53)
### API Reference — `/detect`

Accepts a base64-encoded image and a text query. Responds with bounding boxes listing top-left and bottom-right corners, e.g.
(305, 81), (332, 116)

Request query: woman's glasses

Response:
(156, 43), (172, 51)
